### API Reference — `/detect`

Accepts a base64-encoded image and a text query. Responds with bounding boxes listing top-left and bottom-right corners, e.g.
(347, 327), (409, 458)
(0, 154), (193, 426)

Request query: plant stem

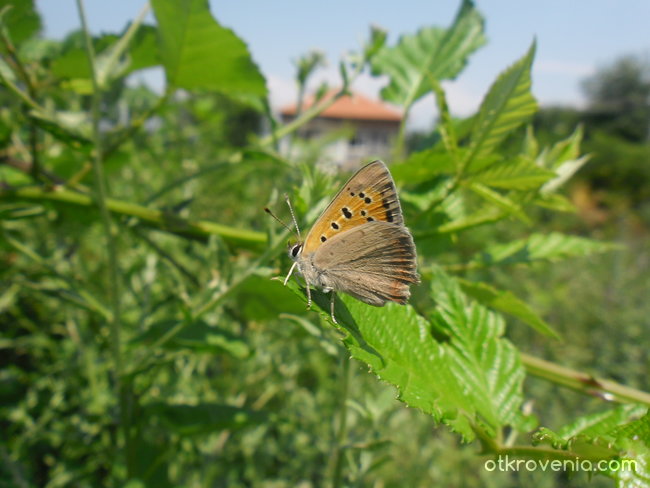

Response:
(0, 16), (42, 181)
(331, 353), (351, 488)
(76, 0), (129, 474)
(0, 185), (267, 248)
(522, 353), (650, 406)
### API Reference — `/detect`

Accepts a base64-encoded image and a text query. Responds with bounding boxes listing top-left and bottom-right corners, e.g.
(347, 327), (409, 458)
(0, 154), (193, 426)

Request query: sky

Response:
(35, 1), (650, 130)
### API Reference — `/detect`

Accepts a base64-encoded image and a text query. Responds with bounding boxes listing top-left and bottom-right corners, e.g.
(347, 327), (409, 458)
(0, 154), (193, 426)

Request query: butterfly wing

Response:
(312, 221), (419, 306)
(302, 160), (404, 254)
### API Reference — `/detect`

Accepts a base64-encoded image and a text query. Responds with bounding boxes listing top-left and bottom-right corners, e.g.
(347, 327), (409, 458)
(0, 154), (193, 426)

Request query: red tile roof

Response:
(280, 90), (402, 122)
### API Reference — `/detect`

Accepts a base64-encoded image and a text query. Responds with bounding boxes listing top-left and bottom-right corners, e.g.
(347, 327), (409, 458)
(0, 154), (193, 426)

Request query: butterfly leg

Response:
(283, 262), (298, 286)
(329, 292), (338, 324)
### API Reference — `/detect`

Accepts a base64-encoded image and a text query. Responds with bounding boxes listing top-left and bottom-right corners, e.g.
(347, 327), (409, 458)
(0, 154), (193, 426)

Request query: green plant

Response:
(1, 0), (648, 487)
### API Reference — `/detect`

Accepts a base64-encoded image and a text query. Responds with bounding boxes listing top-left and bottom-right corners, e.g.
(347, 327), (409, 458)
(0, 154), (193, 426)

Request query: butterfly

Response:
(275, 160), (419, 323)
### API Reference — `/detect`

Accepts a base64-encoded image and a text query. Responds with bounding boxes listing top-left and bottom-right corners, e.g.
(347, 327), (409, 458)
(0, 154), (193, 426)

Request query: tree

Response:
(582, 54), (650, 142)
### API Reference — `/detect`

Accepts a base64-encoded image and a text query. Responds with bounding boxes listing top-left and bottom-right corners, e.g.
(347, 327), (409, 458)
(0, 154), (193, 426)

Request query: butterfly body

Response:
(284, 161), (419, 321)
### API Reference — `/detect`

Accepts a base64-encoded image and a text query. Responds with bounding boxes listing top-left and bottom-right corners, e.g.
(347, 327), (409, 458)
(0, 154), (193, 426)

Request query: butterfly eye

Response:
(289, 243), (302, 258)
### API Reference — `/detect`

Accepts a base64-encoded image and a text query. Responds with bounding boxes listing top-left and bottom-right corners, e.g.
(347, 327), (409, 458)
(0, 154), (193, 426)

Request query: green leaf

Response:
(0, 0), (41, 47)
(51, 27), (160, 84)
(533, 407), (650, 486)
(28, 108), (93, 147)
(428, 269), (530, 434)
(283, 267), (530, 441)
(391, 147), (457, 184)
(130, 319), (250, 358)
(371, 0), (485, 109)
(435, 207), (505, 234)
(363, 24), (387, 61)
(468, 157), (555, 190)
(539, 127), (590, 194)
(533, 193), (576, 213)
(559, 404), (648, 439)
(467, 182), (530, 223)
(152, 0), (267, 96)
(234, 275), (305, 321)
(465, 41), (537, 165)
(468, 232), (621, 267)
(126, 25), (161, 73)
(51, 31), (112, 79)
(458, 278), (560, 339)
(145, 402), (265, 436)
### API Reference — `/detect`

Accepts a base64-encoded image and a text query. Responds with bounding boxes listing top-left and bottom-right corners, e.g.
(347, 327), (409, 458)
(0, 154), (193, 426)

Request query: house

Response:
(279, 90), (403, 169)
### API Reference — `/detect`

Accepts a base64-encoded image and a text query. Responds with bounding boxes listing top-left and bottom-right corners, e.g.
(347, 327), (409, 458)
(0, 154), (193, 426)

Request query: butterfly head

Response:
(287, 241), (303, 262)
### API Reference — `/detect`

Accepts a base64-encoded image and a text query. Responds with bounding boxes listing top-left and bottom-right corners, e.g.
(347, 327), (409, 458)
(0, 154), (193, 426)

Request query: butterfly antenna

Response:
(264, 207), (294, 234)
(284, 194), (302, 240)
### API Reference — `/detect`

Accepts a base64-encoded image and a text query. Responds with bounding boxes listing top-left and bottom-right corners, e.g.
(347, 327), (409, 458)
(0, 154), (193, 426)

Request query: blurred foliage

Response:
(532, 53), (650, 211)
(1, 1), (649, 487)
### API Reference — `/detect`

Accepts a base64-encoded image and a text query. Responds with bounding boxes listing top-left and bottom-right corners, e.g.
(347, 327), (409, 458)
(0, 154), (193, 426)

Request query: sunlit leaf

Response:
(284, 266), (531, 441)
(468, 157), (555, 190)
(464, 42), (537, 165)
(152, 0), (267, 96)
(371, 0), (485, 109)
(467, 182), (530, 223)
(458, 278), (560, 339)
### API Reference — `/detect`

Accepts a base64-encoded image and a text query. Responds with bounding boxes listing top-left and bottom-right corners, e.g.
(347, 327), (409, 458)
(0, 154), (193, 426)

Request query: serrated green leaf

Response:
(282, 266), (529, 441)
(540, 156), (589, 195)
(130, 319), (249, 358)
(469, 232), (621, 267)
(435, 207), (504, 234)
(458, 278), (560, 339)
(611, 411), (650, 448)
(430, 269), (529, 433)
(559, 405), (648, 439)
(145, 402), (265, 436)
(468, 157), (555, 190)
(467, 182), (530, 223)
(533, 193), (576, 213)
(533, 407), (650, 486)
(152, 0), (267, 96)
(538, 126), (590, 194)
(391, 148), (457, 184)
(539, 125), (584, 170)
(371, 0), (485, 109)
(465, 42), (537, 165)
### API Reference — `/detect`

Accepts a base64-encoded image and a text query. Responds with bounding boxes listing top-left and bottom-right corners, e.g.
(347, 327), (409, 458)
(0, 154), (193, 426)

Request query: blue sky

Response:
(36, 1), (650, 129)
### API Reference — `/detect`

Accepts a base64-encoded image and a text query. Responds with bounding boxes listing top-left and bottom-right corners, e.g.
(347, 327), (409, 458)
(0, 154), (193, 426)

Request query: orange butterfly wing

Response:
(302, 160), (404, 254)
